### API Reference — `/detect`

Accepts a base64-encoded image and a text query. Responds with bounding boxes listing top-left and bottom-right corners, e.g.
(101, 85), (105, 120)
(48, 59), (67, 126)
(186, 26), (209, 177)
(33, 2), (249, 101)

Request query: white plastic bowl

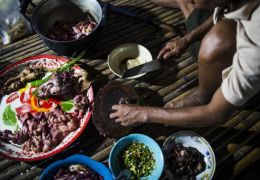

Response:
(107, 43), (153, 79)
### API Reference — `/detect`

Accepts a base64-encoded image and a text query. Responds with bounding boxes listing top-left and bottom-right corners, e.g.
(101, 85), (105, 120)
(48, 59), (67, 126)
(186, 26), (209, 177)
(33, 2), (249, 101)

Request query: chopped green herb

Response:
(122, 142), (155, 179)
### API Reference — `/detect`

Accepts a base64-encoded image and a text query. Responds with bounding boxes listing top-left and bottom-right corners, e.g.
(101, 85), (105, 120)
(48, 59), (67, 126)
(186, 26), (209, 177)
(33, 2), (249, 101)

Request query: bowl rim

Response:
(107, 43), (153, 79)
(40, 154), (113, 180)
(31, 0), (102, 43)
(108, 133), (164, 179)
(163, 131), (216, 180)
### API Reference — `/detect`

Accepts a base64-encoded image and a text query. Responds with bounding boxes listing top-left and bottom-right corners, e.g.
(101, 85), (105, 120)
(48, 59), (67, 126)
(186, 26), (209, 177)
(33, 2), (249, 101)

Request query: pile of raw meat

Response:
(47, 18), (97, 41)
(0, 69), (90, 153)
(0, 94), (88, 153)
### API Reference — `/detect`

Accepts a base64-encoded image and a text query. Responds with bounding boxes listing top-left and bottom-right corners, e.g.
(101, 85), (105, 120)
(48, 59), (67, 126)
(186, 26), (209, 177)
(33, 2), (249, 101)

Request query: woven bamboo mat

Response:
(0, 0), (259, 179)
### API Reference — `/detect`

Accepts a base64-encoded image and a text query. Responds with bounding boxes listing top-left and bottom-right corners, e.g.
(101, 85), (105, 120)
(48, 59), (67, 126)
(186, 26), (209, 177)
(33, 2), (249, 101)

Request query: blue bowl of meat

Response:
(109, 133), (164, 180)
(40, 154), (113, 180)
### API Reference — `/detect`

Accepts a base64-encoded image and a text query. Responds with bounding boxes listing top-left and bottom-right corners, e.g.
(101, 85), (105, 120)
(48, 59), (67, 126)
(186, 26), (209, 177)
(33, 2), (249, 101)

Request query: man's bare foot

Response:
(164, 90), (210, 108)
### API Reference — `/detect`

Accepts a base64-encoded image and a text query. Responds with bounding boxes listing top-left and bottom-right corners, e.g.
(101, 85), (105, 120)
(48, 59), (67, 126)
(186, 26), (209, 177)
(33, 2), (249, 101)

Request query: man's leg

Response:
(151, 0), (194, 18)
(165, 20), (237, 108)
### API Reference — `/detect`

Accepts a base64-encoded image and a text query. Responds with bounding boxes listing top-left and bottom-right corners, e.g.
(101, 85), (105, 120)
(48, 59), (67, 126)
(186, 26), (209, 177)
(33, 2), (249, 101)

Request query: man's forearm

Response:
(143, 88), (236, 127)
(144, 105), (219, 127)
(110, 88), (236, 127)
(184, 15), (213, 44)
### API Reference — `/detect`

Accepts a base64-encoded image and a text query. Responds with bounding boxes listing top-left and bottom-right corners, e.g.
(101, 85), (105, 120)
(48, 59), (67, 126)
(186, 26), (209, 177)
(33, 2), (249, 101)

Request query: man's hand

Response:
(109, 104), (148, 126)
(157, 14), (213, 60)
(157, 37), (189, 60)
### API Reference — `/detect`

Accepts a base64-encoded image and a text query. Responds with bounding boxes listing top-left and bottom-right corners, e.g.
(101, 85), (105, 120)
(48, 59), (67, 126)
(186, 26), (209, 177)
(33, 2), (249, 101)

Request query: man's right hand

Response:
(157, 36), (189, 60)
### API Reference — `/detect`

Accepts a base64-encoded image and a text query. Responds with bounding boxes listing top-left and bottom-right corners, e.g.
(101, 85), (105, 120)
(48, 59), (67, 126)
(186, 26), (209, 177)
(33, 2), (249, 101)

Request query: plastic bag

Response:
(0, 0), (32, 45)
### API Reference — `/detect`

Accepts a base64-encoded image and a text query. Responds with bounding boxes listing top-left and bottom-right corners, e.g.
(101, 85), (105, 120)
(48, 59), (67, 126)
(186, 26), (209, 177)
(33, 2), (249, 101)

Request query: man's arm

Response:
(145, 88), (236, 126)
(110, 88), (237, 127)
(184, 15), (214, 44)
(158, 15), (214, 59)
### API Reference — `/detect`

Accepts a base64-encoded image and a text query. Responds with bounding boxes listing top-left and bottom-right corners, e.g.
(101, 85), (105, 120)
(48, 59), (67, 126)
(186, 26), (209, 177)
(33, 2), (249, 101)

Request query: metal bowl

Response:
(20, 0), (107, 55)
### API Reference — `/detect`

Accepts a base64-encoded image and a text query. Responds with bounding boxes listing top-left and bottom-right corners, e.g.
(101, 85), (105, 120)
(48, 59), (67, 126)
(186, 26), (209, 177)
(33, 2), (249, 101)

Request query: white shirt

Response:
(218, 0), (260, 106)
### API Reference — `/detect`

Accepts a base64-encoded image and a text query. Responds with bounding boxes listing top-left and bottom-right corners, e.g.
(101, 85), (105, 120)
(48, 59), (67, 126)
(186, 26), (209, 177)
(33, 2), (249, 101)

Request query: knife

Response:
(121, 59), (162, 79)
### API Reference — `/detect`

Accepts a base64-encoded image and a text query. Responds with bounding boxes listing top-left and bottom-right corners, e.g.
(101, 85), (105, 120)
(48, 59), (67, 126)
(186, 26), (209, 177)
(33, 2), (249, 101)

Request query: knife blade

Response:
(121, 59), (162, 79)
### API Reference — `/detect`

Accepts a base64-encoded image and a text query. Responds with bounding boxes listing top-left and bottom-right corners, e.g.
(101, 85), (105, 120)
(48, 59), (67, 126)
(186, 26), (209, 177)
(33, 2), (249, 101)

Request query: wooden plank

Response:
(213, 113), (259, 153)
(214, 133), (260, 179)
(0, 39), (44, 61)
(0, 45), (49, 63)
(91, 145), (113, 162)
(0, 163), (31, 179)
(0, 159), (17, 171)
(96, 17), (179, 52)
(217, 121), (260, 163)
(232, 148), (260, 176)
(12, 167), (42, 180)
(193, 110), (255, 144)
(0, 35), (39, 53)
(162, 78), (198, 103)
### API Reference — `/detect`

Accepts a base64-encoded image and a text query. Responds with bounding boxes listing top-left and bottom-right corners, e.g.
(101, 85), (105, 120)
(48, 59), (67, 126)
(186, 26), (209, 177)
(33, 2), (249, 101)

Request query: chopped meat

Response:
(53, 164), (103, 180)
(0, 66), (91, 154)
(73, 94), (89, 109)
(47, 18), (97, 41)
(37, 71), (80, 100)
(0, 101), (88, 153)
(168, 143), (206, 180)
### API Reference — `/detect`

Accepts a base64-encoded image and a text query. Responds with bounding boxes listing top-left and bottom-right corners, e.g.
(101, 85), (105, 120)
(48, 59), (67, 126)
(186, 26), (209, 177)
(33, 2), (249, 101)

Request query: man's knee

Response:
(198, 20), (236, 65)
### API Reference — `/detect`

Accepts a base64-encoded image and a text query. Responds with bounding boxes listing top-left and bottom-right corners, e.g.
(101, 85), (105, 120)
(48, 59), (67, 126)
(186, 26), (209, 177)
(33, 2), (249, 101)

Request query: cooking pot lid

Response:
(93, 81), (138, 137)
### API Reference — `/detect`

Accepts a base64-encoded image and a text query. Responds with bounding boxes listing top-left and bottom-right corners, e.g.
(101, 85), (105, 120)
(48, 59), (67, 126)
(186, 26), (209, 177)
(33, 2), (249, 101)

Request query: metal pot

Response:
(19, 0), (108, 55)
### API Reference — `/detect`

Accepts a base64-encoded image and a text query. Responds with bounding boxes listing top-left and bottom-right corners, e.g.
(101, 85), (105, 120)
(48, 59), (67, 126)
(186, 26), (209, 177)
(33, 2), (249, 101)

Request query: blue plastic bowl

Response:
(109, 133), (164, 180)
(40, 154), (113, 180)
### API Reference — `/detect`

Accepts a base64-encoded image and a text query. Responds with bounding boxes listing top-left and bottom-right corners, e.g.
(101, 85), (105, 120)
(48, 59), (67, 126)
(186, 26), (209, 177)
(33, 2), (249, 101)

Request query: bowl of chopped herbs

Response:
(109, 133), (164, 180)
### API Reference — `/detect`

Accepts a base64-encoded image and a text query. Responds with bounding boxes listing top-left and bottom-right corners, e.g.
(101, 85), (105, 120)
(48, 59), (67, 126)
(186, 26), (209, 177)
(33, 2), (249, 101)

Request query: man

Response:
(110, 0), (260, 127)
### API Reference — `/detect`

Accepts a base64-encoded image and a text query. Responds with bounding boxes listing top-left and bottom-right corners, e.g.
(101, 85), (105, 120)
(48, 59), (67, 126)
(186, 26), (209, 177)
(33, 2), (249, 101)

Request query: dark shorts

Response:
(185, 9), (212, 60)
